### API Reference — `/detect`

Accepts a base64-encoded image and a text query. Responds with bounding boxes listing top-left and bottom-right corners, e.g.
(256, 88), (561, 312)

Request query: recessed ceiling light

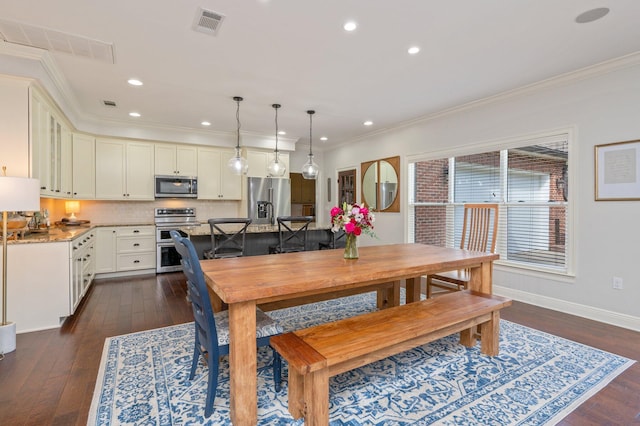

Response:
(363, 120), (373, 126)
(575, 7), (610, 24)
(278, 131), (286, 135)
(344, 21), (357, 32)
(129, 112), (141, 117)
(408, 46), (420, 55)
(320, 136), (328, 141)
(201, 121), (211, 126)
(127, 79), (143, 86)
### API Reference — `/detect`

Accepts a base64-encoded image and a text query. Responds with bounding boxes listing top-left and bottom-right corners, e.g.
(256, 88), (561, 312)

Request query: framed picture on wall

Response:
(595, 139), (640, 200)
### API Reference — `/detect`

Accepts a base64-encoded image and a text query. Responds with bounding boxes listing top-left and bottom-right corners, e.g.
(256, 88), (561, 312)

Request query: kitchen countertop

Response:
(2, 222), (154, 244)
(3, 221), (333, 244)
(3, 226), (94, 244)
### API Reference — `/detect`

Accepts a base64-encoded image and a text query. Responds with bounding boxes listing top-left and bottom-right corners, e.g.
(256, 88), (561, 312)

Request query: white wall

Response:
(321, 55), (640, 330)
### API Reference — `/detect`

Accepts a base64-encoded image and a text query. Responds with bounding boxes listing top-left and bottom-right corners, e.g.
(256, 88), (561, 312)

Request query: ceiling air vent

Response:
(193, 8), (225, 36)
(103, 100), (117, 107)
(0, 18), (115, 64)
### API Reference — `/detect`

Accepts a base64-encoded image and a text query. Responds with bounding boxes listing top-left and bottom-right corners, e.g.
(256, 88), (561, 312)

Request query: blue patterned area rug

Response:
(88, 293), (634, 425)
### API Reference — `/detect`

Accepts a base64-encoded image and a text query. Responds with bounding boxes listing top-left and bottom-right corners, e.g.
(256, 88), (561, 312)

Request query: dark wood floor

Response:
(0, 273), (638, 425)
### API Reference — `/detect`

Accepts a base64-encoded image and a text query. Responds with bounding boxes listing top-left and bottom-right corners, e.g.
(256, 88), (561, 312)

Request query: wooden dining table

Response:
(200, 243), (499, 425)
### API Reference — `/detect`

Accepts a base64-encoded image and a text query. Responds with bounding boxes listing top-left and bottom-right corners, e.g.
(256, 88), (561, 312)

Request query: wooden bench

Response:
(270, 290), (512, 425)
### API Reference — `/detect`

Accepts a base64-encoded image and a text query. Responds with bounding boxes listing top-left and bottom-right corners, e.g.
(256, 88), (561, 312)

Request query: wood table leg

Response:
(376, 281), (401, 308)
(468, 261), (492, 295)
(405, 277), (421, 303)
(228, 301), (257, 425)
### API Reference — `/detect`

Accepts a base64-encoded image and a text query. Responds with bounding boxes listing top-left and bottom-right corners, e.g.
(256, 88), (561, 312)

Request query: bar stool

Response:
(319, 229), (346, 250)
(203, 218), (252, 259)
(269, 216), (314, 254)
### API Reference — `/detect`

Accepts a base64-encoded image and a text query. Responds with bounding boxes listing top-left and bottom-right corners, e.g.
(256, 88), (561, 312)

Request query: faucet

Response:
(266, 201), (274, 225)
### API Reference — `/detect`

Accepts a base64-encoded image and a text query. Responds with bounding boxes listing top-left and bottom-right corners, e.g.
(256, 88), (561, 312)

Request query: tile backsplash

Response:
(42, 198), (242, 225)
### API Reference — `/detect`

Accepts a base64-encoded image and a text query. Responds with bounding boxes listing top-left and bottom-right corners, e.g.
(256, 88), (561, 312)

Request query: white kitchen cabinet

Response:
(60, 124), (73, 197)
(71, 133), (96, 199)
(126, 142), (155, 199)
(95, 227), (118, 273)
(197, 147), (242, 200)
(95, 138), (154, 200)
(116, 226), (156, 271)
(3, 229), (96, 333)
(246, 149), (290, 178)
(155, 144), (197, 176)
(95, 226), (156, 275)
(71, 230), (95, 312)
(4, 242), (69, 333)
(30, 88), (72, 197)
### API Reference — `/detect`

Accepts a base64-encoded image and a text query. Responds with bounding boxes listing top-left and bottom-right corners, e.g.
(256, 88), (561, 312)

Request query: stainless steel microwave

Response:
(154, 175), (198, 198)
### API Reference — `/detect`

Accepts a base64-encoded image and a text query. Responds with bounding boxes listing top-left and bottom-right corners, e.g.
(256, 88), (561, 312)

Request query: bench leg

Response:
(459, 327), (477, 348)
(480, 310), (500, 356)
(287, 368), (305, 419)
(304, 369), (329, 426)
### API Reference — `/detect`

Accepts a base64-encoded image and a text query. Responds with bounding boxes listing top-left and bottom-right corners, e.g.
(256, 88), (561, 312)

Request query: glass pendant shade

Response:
(267, 151), (286, 177)
(228, 147), (248, 175)
(302, 109), (319, 179)
(302, 154), (319, 179)
(268, 103), (286, 177)
(228, 96), (248, 175)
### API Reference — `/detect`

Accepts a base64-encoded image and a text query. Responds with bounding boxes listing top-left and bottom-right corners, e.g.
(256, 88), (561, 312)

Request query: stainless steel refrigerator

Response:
(247, 177), (291, 225)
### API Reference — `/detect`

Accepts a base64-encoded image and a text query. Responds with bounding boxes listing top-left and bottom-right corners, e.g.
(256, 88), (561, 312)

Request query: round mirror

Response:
(360, 156), (400, 212)
(362, 162), (377, 209)
(378, 160), (398, 210)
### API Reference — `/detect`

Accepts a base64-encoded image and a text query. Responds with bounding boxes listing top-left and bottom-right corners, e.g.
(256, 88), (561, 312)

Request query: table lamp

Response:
(0, 170), (40, 355)
(65, 200), (80, 222)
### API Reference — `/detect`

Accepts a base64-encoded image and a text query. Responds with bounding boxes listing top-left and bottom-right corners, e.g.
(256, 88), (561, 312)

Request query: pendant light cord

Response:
(307, 110), (315, 156)
(272, 104), (281, 154)
(236, 100), (240, 149)
(233, 96), (243, 151)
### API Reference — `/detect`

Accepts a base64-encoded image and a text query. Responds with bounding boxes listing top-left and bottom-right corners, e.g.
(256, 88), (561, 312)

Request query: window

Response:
(409, 133), (570, 273)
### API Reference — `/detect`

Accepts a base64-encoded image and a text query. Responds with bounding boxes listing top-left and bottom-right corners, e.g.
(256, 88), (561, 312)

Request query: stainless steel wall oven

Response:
(154, 207), (198, 273)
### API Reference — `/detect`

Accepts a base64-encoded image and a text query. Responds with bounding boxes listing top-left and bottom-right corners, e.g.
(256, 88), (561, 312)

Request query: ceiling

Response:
(1, 1), (640, 150)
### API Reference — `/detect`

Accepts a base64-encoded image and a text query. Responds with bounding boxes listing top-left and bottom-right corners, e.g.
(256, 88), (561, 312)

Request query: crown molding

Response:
(345, 51), (640, 146)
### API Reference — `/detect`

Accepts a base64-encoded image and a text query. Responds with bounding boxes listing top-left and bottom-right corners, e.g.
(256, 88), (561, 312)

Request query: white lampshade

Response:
(65, 200), (80, 221)
(0, 176), (41, 211)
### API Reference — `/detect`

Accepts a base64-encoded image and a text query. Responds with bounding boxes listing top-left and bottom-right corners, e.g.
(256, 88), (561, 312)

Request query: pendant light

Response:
(227, 96), (249, 175)
(301, 110), (319, 179)
(267, 103), (286, 177)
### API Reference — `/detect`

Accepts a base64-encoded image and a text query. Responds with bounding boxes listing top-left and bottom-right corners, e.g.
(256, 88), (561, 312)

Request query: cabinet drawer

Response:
(116, 236), (155, 253)
(116, 226), (155, 237)
(117, 252), (156, 271)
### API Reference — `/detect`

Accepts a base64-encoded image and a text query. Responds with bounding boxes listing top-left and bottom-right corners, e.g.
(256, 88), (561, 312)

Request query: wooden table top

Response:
(201, 243), (499, 304)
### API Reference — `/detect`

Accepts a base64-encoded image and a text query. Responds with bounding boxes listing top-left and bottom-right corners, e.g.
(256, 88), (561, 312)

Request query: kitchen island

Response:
(185, 222), (339, 257)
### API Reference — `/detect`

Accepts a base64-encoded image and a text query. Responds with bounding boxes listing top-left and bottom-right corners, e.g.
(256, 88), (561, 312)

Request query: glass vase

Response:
(343, 233), (359, 259)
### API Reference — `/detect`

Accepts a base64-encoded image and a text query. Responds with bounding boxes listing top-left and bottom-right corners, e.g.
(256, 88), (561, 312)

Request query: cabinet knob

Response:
(133, 230), (140, 233)
(133, 243), (140, 247)
(133, 260), (140, 263)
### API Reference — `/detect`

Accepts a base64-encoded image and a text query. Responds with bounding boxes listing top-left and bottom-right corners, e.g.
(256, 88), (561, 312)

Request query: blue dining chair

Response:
(170, 230), (283, 417)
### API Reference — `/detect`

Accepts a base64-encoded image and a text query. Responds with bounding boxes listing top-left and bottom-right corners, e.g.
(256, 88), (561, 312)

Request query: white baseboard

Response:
(494, 285), (640, 332)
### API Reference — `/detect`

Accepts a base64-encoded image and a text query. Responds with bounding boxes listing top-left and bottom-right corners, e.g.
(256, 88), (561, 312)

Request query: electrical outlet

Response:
(612, 276), (624, 290)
